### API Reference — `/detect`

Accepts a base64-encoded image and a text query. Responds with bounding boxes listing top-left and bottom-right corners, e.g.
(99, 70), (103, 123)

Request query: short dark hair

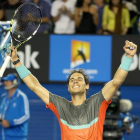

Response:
(67, 69), (90, 94)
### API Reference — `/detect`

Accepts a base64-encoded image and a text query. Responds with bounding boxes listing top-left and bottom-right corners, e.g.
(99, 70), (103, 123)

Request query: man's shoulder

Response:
(87, 91), (103, 102)
(49, 92), (68, 100)
(17, 90), (28, 100)
(49, 92), (69, 104)
(88, 91), (102, 98)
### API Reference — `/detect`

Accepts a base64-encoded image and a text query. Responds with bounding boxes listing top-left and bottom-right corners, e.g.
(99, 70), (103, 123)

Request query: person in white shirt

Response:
(51, 0), (75, 34)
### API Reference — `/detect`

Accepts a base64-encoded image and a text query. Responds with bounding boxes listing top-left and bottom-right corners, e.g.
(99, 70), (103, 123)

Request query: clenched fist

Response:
(124, 40), (137, 58)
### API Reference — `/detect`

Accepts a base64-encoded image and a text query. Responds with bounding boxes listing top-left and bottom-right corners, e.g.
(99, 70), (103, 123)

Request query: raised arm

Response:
(9, 46), (50, 105)
(102, 40), (137, 101)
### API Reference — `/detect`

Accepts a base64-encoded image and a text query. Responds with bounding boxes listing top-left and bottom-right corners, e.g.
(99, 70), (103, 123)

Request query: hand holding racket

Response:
(0, 2), (42, 81)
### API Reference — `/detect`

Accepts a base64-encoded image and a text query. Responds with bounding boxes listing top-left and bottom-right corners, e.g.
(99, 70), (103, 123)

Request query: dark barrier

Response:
(4, 33), (50, 83)
(112, 35), (140, 85)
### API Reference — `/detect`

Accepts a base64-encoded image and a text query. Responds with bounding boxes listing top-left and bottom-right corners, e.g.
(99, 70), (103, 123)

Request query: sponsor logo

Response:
(7, 45), (40, 69)
(63, 40), (98, 79)
(71, 40), (90, 68)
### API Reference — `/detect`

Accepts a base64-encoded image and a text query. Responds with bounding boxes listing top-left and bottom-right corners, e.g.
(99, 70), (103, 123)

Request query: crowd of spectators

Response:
(0, 0), (140, 35)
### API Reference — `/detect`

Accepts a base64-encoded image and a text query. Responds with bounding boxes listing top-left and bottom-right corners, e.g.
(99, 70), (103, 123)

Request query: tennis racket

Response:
(0, 2), (42, 81)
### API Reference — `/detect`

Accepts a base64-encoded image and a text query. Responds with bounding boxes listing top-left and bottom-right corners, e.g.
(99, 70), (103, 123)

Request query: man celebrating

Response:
(9, 40), (137, 140)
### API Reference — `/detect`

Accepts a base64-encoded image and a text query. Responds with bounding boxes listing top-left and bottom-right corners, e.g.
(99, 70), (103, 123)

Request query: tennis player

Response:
(9, 40), (137, 140)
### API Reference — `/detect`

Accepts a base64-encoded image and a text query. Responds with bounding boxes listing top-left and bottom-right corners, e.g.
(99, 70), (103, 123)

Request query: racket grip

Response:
(0, 55), (11, 79)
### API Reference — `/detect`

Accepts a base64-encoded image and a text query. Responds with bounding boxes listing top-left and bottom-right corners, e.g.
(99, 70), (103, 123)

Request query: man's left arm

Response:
(102, 40), (137, 101)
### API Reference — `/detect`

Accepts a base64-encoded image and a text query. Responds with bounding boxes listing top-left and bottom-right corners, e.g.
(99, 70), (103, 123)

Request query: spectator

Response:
(24, 0), (51, 33)
(102, 0), (130, 35)
(0, 73), (30, 140)
(51, 0), (75, 34)
(123, 0), (140, 13)
(0, 0), (23, 21)
(75, 0), (98, 34)
(93, 0), (106, 34)
(123, 0), (139, 34)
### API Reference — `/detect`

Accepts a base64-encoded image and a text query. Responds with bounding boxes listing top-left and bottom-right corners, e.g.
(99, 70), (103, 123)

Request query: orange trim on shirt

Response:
(46, 99), (111, 140)
(97, 99), (112, 140)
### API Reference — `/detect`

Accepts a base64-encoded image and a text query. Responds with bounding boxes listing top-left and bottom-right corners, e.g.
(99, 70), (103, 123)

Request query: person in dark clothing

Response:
(0, 0), (23, 21)
(75, 0), (98, 34)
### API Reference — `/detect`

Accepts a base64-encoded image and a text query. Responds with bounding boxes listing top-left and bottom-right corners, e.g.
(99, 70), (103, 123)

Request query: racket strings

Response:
(12, 3), (41, 41)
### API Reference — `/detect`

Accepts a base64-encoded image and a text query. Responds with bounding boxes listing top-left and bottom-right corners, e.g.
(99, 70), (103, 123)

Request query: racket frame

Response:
(10, 2), (42, 49)
(0, 2), (42, 80)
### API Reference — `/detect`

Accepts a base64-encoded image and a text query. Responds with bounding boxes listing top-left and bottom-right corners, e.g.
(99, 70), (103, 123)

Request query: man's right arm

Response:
(9, 46), (50, 105)
(22, 73), (50, 105)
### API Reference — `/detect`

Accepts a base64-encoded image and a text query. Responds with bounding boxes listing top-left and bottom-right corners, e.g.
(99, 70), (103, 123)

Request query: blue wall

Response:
(0, 83), (140, 140)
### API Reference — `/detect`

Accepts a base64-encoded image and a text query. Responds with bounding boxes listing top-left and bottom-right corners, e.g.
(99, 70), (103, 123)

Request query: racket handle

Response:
(0, 55), (11, 79)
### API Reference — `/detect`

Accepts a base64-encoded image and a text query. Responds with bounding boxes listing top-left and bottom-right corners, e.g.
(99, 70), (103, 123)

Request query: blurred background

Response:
(0, 0), (140, 140)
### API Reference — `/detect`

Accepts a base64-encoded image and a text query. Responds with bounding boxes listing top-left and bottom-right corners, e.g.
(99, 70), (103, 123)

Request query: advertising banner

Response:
(49, 35), (112, 83)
